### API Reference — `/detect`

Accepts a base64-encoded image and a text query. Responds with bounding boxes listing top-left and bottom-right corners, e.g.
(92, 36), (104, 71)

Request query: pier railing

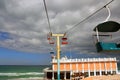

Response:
(52, 57), (116, 63)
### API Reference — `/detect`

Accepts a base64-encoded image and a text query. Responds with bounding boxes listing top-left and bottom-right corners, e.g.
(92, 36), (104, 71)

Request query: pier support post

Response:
(99, 58), (102, 76)
(88, 60), (90, 77)
(110, 61), (113, 74)
(64, 71), (66, 80)
(104, 58), (107, 75)
(94, 61), (96, 76)
(52, 71), (54, 80)
(115, 58), (118, 74)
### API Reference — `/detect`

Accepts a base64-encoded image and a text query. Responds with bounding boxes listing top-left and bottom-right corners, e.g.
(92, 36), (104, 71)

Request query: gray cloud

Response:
(0, 0), (120, 55)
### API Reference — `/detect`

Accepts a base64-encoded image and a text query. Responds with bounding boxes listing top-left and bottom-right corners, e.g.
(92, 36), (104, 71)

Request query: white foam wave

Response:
(8, 77), (43, 80)
(0, 72), (44, 76)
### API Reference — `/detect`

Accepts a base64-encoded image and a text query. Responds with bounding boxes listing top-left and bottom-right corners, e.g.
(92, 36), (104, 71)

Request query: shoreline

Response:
(8, 77), (44, 80)
(10, 74), (120, 80)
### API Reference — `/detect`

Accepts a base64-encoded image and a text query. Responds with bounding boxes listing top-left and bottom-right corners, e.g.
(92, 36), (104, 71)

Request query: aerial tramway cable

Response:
(42, 0), (117, 79)
(43, 0), (55, 54)
(65, 0), (114, 35)
(64, 0), (114, 53)
(43, 0), (52, 33)
(42, 0), (115, 51)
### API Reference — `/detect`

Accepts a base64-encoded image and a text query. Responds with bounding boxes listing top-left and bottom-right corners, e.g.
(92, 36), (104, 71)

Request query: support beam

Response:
(82, 60), (84, 73)
(115, 58), (118, 74)
(110, 61), (112, 74)
(105, 61), (107, 74)
(64, 71), (66, 80)
(88, 59), (90, 77)
(52, 72), (54, 80)
(99, 61), (102, 76)
(94, 62), (96, 76)
(52, 33), (64, 80)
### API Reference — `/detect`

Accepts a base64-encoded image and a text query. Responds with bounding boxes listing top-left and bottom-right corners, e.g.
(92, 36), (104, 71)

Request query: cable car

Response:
(47, 37), (50, 40)
(49, 40), (54, 44)
(62, 37), (67, 41)
(47, 34), (55, 44)
(61, 37), (68, 45)
(50, 51), (55, 59)
(48, 37), (55, 44)
(50, 52), (54, 54)
(93, 21), (120, 32)
(93, 21), (120, 52)
(62, 41), (68, 45)
(48, 38), (54, 44)
(47, 33), (51, 40)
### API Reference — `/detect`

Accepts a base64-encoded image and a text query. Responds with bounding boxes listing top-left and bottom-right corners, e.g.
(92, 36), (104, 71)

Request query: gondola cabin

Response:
(50, 52), (54, 54)
(48, 38), (55, 44)
(61, 37), (68, 45)
(93, 21), (120, 52)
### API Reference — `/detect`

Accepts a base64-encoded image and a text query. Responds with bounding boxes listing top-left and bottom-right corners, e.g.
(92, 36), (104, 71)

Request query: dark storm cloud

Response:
(0, 0), (119, 54)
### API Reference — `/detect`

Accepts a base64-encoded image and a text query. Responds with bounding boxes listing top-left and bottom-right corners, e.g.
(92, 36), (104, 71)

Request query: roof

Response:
(93, 21), (120, 32)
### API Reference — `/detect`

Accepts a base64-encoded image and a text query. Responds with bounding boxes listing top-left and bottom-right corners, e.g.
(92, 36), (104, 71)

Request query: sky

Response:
(0, 0), (120, 65)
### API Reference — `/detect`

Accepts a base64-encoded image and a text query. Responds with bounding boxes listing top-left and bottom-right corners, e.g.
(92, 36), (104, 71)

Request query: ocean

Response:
(0, 65), (49, 80)
(0, 64), (120, 80)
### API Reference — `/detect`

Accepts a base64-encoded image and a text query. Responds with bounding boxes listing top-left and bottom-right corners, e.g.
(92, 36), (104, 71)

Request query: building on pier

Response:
(44, 57), (118, 80)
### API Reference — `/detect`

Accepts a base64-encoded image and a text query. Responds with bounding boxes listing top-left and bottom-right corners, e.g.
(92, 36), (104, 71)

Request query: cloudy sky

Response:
(0, 0), (120, 65)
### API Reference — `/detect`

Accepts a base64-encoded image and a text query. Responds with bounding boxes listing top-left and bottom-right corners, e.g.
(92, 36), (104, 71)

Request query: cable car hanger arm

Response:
(104, 6), (111, 22)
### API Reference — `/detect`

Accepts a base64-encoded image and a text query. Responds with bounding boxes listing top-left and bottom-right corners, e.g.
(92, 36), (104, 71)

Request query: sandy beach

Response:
(83, 74), (120, 80)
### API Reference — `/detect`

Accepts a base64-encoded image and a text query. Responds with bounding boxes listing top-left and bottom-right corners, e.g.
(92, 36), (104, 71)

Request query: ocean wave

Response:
(0, 72), (44, 76)
(8, 77), (43, 80)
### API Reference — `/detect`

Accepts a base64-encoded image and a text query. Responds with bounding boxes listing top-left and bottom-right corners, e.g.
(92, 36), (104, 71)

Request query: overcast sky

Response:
(0, 0), (120, 65)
